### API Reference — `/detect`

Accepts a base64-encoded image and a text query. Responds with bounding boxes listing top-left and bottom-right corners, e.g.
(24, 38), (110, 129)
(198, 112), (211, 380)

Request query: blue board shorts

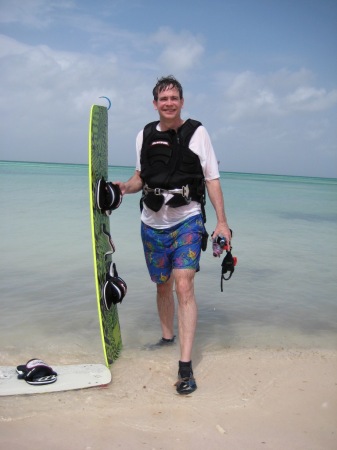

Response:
(141, 214), (205, 284)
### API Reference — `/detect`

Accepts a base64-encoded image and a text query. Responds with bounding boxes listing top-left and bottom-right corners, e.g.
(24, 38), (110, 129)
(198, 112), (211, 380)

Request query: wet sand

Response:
(1, 347), (336, 450)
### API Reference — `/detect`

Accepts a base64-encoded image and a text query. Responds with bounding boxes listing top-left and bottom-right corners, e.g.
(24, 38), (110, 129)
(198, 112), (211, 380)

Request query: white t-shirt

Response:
(136, 122), (220, 229)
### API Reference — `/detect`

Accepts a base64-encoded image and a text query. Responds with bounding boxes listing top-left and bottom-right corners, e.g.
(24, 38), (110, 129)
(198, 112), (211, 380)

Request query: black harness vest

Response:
(140, 119), (206, 215)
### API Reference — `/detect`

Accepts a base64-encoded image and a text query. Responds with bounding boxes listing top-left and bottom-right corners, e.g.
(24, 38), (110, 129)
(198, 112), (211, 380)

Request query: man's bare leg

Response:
(172, 268), (198, 394)
(156, 276), (175, 340)
(173, 268), (197, 362)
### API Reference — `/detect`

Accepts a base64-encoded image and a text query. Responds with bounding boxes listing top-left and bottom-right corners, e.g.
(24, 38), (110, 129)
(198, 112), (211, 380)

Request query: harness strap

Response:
(143, 183), (190, 199)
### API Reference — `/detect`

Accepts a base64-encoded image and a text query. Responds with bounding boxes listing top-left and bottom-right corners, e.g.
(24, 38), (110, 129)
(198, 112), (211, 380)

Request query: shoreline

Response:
(1, 347), (336, 450)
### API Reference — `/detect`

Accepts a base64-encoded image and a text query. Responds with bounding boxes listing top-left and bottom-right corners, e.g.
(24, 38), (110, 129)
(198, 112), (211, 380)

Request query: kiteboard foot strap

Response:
(103, 263), (127, 310)
(96, 178), (122, 215)
(16, 359), (58, 385)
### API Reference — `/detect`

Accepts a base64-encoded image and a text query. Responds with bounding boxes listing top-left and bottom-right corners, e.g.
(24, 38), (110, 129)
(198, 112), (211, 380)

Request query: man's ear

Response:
(153, 100), (158, 110)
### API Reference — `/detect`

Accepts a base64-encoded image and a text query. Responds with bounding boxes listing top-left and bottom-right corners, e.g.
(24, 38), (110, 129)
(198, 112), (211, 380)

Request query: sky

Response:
(0, 0), (336, 177)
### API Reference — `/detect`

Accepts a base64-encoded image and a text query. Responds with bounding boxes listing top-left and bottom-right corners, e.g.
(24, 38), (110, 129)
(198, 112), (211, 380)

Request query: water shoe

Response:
(175, 373), (197, 395)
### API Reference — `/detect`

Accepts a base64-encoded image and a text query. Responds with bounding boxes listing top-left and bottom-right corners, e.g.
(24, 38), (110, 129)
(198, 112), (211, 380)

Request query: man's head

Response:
(152, 75), (183, 101)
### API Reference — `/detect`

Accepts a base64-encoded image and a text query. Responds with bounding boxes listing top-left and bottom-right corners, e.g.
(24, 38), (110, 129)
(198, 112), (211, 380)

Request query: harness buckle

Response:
(167, 184), (190, 198)
(154, 188), (162, 195)
(181, 185), (190, 199)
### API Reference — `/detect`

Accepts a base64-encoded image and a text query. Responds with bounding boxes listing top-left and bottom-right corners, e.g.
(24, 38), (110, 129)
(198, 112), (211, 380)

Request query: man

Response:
(115, 75), (231, 395)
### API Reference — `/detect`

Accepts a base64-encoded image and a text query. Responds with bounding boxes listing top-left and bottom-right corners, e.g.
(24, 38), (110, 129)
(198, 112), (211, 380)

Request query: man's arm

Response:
(115, 170), (143, 195)
(206, 178), (232, 245)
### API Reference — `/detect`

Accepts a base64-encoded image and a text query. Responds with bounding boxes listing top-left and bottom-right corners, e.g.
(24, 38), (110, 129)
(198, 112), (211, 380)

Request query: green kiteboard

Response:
(88, 104), (122, 367)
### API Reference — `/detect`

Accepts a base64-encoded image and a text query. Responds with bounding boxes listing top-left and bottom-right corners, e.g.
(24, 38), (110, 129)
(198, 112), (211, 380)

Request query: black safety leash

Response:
(220, 250), (237, 291)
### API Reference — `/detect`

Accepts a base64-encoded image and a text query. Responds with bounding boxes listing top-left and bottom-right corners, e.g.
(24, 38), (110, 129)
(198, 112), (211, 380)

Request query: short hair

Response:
(152, 75), (183, 101)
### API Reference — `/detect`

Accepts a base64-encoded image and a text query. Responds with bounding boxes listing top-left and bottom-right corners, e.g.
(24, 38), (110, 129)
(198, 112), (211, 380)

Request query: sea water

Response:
(0, 161), (336, 364)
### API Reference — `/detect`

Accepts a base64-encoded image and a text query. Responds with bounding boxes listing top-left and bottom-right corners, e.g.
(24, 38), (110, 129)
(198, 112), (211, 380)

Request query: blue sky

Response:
(0, 0), (336, 177)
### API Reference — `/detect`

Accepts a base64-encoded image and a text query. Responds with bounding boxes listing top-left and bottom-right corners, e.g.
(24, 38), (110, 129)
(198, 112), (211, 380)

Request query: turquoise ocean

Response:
(0, 161), (336, 365)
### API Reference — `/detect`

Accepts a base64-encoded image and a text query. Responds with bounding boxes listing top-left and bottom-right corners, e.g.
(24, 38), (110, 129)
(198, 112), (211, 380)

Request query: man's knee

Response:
(174, 270), (195, 299)
(157, 276), (174, 295)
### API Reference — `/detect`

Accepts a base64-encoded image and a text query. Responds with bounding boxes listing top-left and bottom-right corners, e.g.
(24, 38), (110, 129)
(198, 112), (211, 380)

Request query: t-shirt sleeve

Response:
(189, 126), (220, 180)
(135, 129), (143, 171)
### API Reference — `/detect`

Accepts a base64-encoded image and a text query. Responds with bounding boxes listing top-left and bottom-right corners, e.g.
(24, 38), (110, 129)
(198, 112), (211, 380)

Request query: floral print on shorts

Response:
(141, 214), (205, 284)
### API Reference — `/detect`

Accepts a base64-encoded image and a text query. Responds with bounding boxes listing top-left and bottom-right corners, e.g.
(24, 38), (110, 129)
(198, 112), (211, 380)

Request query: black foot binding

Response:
(96, 178), (122, 215)
(102, 263), (127, 310)
(16, 359), (57, 385)
(16, 358), (42, 377)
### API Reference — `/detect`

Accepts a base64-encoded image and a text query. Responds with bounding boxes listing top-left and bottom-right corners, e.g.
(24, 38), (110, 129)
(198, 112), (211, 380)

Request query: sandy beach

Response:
(1, 347), (336, 450)
(1, 164), (337, 448)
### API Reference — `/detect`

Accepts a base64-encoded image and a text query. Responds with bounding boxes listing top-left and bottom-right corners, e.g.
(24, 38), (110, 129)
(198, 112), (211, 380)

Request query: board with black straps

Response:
(0, 364), (111, 396)
(88, 104), (122, 366)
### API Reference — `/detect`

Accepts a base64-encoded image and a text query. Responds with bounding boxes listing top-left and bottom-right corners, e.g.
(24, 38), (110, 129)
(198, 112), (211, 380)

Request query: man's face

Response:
(153, 86), (184, 121)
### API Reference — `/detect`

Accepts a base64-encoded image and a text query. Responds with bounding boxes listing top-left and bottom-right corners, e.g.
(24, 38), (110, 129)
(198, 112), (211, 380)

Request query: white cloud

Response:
(208, 67), (337, 176)
(215, 69), (337, 121)
(285, 87), (337, 112)
(0, 20), (336, 177)
(0, 32), (154, 165)
(0, 0), (74, 28)
(152, 27), (204, 73)
(0, 34), (29, 57)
